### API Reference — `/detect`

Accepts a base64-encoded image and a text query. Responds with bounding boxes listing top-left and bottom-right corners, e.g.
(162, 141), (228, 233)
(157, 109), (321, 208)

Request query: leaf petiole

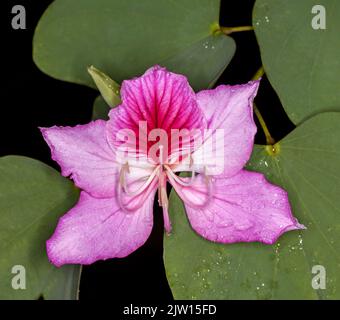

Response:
(252, 67), (275, 145)
(220, 26), (254, 35)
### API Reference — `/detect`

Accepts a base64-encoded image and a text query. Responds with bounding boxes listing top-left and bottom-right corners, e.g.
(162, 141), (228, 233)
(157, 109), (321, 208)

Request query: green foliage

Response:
(0, 156), (80, 299)
(33, 0), (235, 91)
(254, 0), (340, 124)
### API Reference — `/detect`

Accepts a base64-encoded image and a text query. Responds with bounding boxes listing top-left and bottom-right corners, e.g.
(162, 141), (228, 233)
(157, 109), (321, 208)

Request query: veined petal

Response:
(106, 66), (205, 157)
(40, 120), (118, 198)
(182, 81), (259, 177)
(174, 170), (304, 245)
(47, 182), (157, 267)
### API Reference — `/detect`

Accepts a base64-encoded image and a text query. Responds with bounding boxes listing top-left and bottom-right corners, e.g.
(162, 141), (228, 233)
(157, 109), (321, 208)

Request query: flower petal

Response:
(187, 81), (259, 177)
(173, 170), (304, 245)
(47, 184), (157, 267)
(40, 120), (118, 198)
(106, 66), (205, 155)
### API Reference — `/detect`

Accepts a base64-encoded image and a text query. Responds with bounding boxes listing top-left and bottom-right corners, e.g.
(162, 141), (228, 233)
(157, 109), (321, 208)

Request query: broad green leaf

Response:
(0, 156), (80, 300)
(33, 0), (235, 91)
(164, 112), (340, 299)
(253, 0), (340, 124)
(92, 96), (111, 120)
(161, 34), (235, 90)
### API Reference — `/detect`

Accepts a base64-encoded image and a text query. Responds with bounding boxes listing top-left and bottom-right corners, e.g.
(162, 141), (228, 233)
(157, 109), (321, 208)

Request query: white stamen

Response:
(166, 167), (213, 209)
(120, 164), (160, 197)
(164, 164), (195, 187)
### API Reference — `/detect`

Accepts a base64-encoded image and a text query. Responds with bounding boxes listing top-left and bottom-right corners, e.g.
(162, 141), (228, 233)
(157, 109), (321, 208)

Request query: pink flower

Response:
(41, 66), (304, 267)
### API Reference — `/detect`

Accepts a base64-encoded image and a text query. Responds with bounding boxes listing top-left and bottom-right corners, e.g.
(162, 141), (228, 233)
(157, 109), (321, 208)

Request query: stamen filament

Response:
(164, 164), (196, 187)
(120, 164), (160, 197)
(117, 155), (213, 225)
(117, 163), (159, 212)
(117, 178), (157, 213)
(167, 171), (213, 209)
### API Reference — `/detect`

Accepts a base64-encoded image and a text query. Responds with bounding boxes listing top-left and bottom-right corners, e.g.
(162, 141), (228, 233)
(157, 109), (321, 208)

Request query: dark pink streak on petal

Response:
(106, 66), (205, 156)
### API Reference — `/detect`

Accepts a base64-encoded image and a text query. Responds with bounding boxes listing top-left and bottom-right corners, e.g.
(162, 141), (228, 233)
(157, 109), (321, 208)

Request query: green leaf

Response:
(0, 156), (80, 300)
(161, 34), (235, 90)
(88, 66), (121, 108)
(92, 95), (111, 120)
(253, 0), (340, 124)
(33, 0), (235, 91)
(164, 112), (340, 299)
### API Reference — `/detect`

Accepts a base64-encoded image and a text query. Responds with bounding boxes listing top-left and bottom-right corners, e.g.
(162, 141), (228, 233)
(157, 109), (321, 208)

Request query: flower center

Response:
(117, 159), (213, 233)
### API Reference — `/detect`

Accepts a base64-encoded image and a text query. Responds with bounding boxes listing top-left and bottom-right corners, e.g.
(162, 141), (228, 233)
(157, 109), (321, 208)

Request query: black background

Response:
(0, 0), (295, 300)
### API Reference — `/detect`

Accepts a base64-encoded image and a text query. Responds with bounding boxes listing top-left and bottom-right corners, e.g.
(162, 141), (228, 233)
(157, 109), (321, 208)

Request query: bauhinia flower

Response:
(41, 66), (304, 267)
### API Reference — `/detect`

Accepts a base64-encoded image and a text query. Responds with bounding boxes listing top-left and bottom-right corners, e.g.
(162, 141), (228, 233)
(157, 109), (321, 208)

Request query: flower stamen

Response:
(117, 162), (159, 212)
(164, 165), (196, 187)
(119, 163), (159, 197)
(157, 166), (172, 233)
(166, 166), (213, 209)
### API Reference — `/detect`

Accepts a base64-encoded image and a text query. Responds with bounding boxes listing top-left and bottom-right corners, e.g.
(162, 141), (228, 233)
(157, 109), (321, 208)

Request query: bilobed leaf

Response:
(161, 34), (235, 90)
(253, 0), (340, 124)
(164, 112), (340, 299)
(0, 156), (80, 300)
(33, 0), (235, 91)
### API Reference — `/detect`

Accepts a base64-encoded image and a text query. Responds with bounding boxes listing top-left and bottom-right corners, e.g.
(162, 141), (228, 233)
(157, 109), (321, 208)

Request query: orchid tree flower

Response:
(40, 66), (304, 267)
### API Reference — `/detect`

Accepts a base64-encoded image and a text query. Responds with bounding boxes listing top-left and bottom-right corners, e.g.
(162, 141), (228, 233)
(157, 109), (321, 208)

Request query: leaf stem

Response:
(253, 103), (275, 145)
(220, 26), (254, 35)
(252, 67), (275, 145)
